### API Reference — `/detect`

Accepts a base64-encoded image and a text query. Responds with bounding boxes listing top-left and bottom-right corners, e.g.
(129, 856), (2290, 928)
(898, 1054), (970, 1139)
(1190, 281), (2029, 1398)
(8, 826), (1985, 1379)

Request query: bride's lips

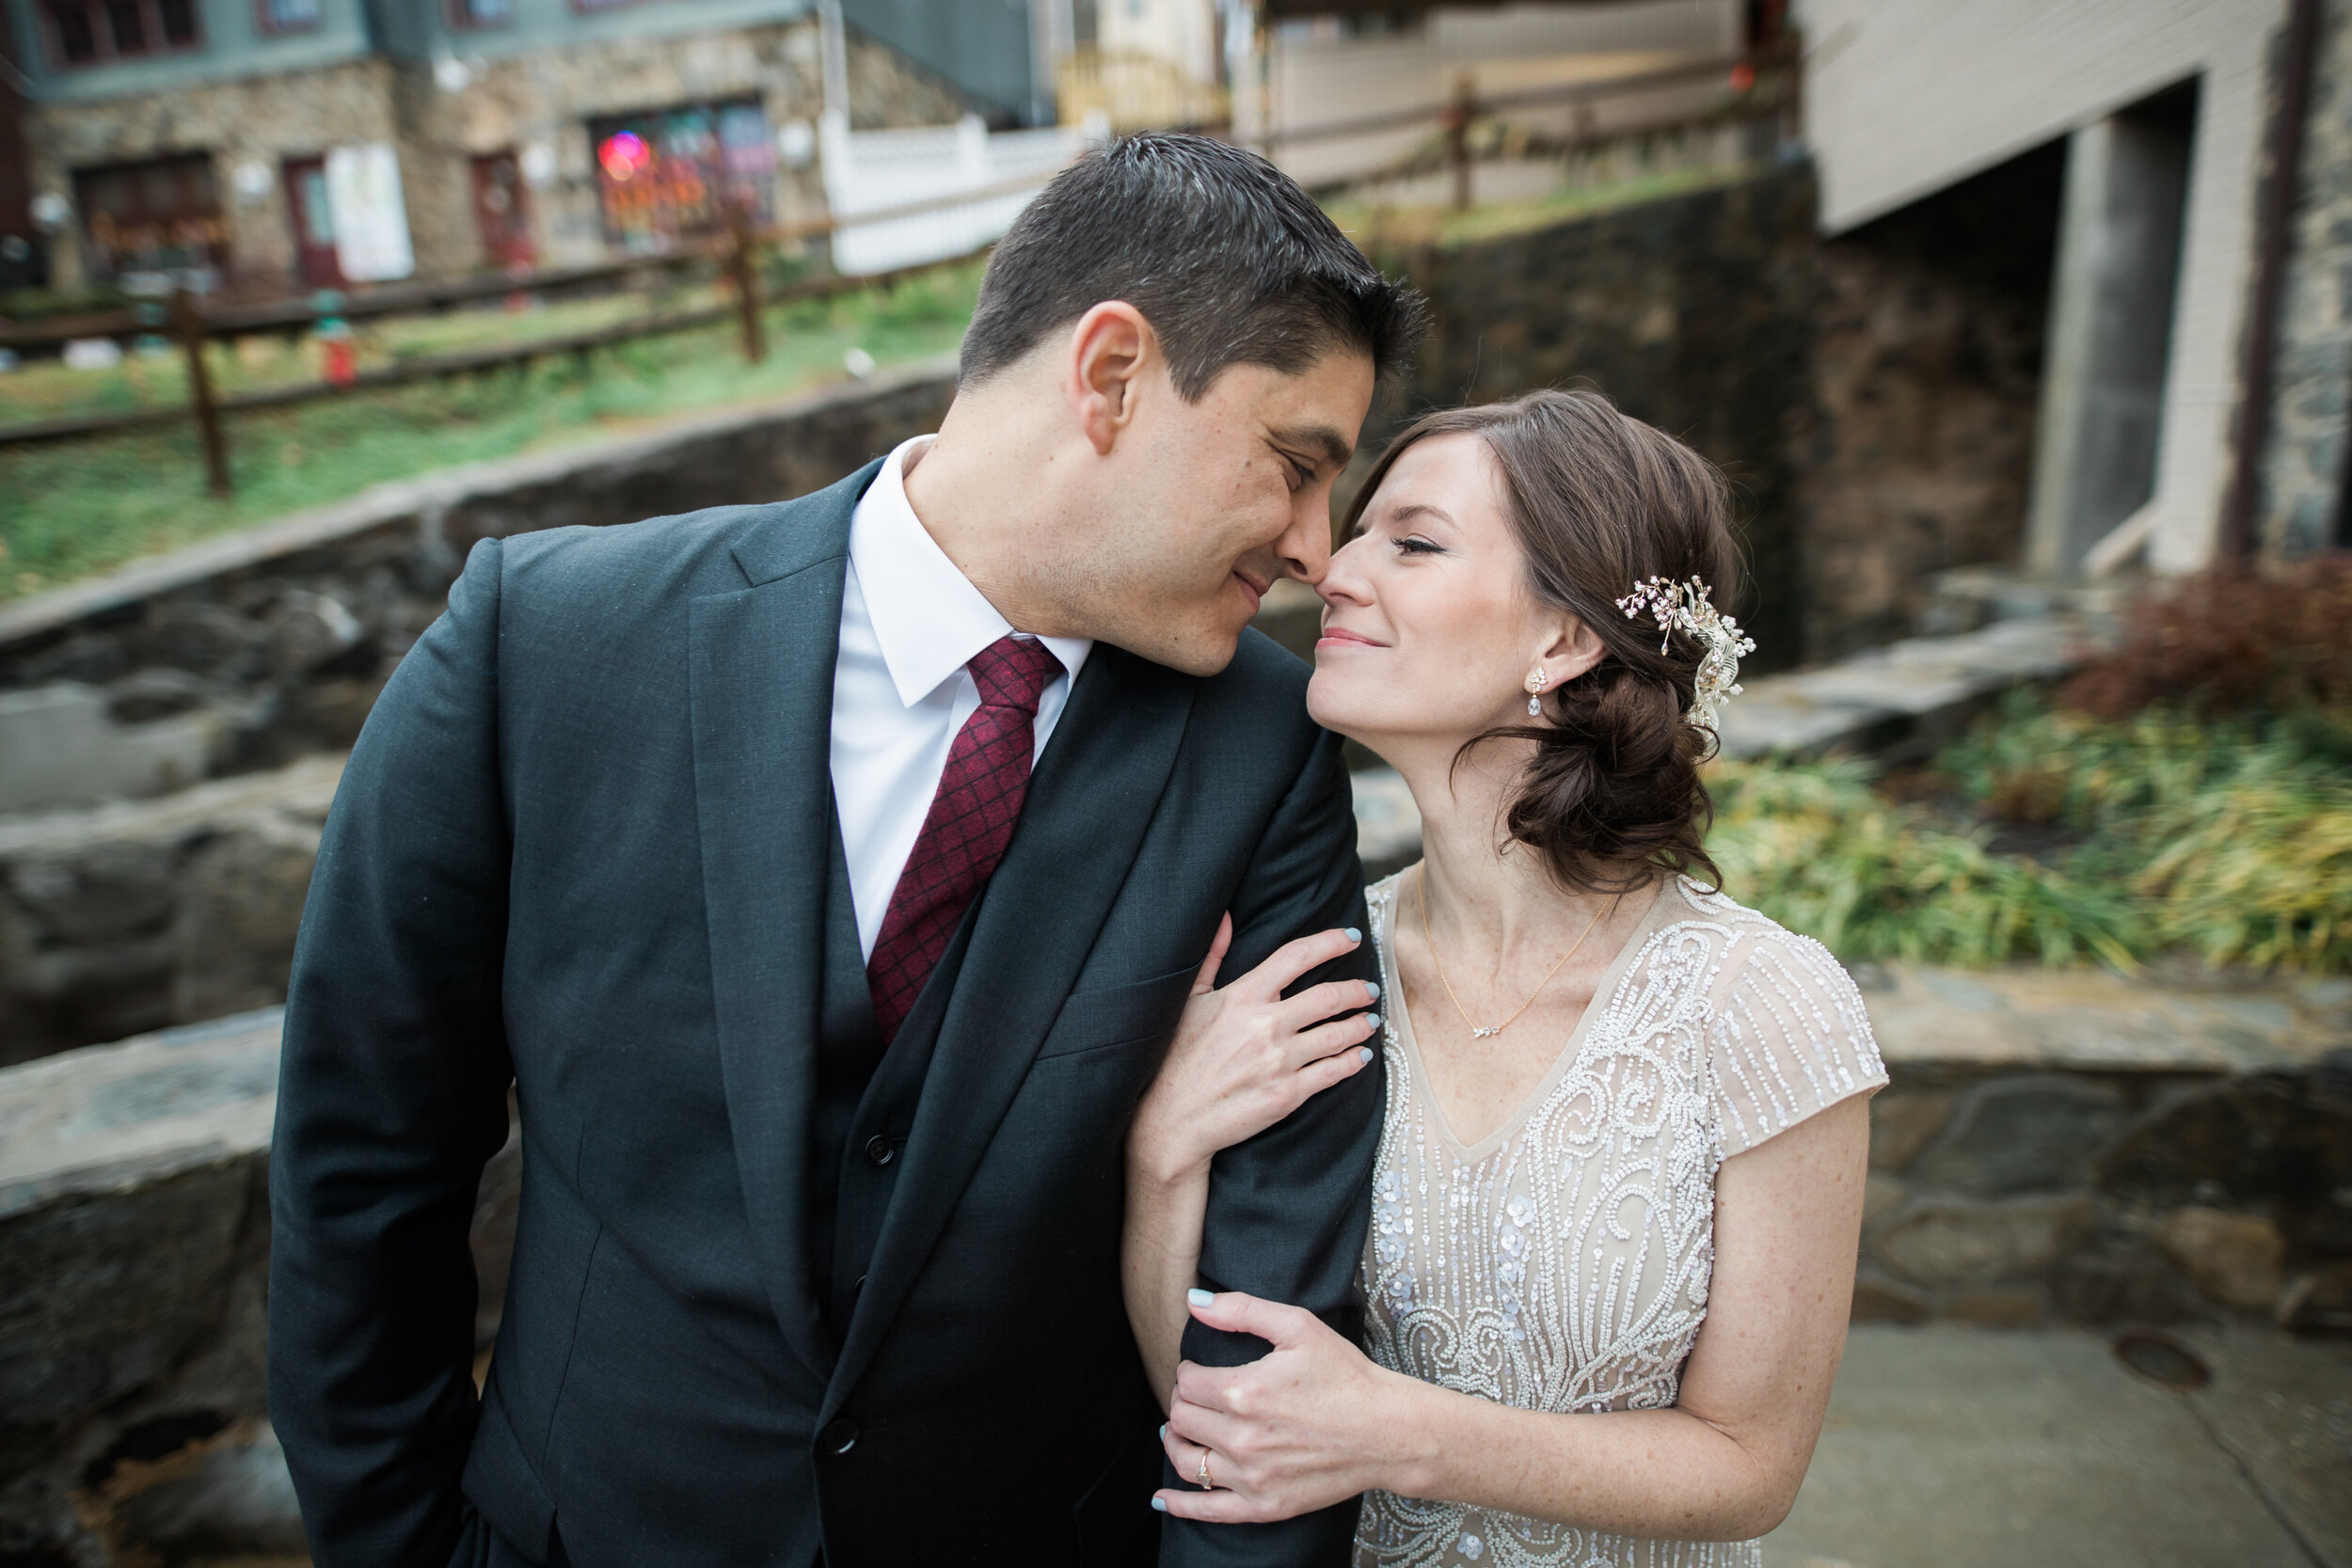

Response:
(1315, 626), (1386, 650)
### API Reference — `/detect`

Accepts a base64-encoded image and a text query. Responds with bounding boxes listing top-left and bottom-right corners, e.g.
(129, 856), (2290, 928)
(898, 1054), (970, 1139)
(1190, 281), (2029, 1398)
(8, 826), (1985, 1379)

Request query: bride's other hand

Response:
(1130, 915), (1381, 1182)
(1155, 1290), (1410, 1523)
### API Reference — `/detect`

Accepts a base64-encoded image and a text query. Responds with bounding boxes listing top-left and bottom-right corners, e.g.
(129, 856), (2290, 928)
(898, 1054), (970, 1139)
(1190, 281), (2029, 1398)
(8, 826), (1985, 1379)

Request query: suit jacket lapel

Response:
(825, 645), (1195, 1406)
(688, 462), (881, 1392)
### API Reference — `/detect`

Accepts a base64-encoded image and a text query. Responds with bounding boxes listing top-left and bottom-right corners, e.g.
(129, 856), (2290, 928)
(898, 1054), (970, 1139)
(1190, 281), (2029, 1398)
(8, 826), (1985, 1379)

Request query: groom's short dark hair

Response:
(959, 132), (1426, 400)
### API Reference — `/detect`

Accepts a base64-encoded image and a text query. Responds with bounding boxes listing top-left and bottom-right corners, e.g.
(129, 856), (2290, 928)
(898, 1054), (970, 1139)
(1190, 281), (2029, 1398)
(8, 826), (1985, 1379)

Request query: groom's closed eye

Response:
(1269, 421), (1355, 476)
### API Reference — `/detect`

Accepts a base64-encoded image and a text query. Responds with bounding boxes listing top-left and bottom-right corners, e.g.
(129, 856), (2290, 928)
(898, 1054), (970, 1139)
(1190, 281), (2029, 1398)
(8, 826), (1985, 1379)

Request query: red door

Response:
(281, 155), (342, 288)
(470, 151), (535, 271)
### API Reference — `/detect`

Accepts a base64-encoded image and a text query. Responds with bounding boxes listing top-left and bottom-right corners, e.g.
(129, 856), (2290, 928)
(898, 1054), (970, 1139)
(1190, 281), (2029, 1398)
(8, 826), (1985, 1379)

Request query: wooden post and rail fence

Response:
(0, 172), (1065, 486)
(0, 46), (1793, 492)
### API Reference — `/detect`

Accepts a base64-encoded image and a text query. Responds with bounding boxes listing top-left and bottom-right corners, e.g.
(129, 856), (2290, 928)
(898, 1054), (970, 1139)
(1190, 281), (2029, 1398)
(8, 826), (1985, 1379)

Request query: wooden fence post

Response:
(170, 288), (230, 497)
(727, 202), (767, 366)
(1446, 72), (1475, 211)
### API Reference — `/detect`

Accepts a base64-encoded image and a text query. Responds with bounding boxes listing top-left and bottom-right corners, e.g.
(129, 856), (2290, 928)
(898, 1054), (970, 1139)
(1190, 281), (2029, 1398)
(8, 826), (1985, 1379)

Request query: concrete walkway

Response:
(1765, 1323), (2352, 1568)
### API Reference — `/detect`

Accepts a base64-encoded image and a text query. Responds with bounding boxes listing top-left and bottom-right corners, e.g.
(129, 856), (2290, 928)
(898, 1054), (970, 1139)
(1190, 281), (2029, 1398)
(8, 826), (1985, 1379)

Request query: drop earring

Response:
(1525, 668), (1548, 717)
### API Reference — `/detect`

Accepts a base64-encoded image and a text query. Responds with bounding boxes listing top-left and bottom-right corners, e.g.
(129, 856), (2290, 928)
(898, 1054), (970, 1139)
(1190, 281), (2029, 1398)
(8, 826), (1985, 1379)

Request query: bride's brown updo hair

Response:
(1343, 388), (1740, 895)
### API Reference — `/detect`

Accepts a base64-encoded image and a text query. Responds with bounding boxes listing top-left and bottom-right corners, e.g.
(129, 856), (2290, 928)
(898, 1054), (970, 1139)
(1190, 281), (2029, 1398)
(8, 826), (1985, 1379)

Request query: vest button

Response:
(820, 1417), (860, 1456)
(864, 1134), (896, 1167)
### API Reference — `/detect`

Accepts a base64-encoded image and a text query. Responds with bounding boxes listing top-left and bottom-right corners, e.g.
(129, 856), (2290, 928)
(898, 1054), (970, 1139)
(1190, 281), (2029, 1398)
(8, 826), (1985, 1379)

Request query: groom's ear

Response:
(1067, 301), (1161, 456)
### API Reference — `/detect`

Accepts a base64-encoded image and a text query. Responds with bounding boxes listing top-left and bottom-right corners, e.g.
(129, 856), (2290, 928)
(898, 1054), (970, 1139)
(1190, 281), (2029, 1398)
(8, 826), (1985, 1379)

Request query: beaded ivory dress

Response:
(1354, 872), (1885, 1568)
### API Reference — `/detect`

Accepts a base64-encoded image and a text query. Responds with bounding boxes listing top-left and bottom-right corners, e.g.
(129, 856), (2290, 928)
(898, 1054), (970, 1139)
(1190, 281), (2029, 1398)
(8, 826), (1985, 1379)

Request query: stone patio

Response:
(1764, 1321), (2352, 1568)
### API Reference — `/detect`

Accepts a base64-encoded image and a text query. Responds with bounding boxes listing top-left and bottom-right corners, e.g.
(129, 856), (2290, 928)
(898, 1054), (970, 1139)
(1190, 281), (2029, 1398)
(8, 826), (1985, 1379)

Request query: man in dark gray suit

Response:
(268, 134), (1424, 1568)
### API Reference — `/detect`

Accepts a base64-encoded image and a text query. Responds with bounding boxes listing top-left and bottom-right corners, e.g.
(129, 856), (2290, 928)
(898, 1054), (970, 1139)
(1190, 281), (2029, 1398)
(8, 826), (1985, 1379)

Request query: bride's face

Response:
(1307, 432), (1589, 753)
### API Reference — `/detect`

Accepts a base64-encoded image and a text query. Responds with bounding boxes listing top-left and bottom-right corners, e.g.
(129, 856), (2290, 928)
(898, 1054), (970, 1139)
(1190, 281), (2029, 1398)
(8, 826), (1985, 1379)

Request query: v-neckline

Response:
(1380, 869), (1678, 1164)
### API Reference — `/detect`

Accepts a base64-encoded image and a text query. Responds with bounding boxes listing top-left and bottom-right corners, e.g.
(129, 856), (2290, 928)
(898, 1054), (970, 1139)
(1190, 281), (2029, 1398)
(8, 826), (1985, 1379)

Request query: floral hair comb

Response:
(1614, 576), (1757, 733)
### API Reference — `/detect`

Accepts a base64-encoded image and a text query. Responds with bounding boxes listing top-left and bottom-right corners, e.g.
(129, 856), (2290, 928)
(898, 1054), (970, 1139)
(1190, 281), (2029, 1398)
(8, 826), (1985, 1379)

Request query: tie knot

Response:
(967, 634), (1062, 717)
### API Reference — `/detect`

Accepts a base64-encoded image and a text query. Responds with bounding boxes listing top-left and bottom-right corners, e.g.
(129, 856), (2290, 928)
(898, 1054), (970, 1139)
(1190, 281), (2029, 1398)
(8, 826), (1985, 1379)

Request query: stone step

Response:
(1712, 612), (2092, 763)
(0, 753), (343, 1065)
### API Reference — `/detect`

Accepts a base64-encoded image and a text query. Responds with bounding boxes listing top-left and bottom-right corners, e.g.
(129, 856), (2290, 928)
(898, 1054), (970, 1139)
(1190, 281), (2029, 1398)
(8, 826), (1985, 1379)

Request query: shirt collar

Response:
(849, 436), (1091, 708)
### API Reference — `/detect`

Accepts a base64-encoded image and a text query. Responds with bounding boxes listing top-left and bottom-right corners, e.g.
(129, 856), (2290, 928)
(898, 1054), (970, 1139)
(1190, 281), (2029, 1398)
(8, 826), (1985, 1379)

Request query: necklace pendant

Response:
(1471, 1025), (1502, 1038)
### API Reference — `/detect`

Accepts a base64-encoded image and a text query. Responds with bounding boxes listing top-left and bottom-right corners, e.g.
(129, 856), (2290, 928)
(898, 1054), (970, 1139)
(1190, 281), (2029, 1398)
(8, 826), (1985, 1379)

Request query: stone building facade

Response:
(2257, 0), (2352, 558)
(8, 0), (1004, 295)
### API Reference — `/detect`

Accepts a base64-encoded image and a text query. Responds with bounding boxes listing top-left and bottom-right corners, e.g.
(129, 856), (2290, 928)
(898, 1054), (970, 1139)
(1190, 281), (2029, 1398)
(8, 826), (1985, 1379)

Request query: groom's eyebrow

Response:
(1271, 421), (1355, 471)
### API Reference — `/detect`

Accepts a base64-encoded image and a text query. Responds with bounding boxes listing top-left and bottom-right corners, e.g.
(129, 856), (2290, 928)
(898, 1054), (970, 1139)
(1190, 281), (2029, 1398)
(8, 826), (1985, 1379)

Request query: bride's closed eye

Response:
(1395, 536), (1445, 557)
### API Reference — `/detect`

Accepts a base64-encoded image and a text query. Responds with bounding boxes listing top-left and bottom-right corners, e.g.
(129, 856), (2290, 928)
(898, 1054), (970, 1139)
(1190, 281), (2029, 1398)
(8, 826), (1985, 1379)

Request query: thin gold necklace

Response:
(1417, 867), (1608, 1039)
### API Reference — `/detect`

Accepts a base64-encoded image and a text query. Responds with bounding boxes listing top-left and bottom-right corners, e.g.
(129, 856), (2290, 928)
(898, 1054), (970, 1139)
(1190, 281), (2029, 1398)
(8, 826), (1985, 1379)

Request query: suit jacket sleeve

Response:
(268, 538), (516, 1568)
(1160, 722), (1383, 1568)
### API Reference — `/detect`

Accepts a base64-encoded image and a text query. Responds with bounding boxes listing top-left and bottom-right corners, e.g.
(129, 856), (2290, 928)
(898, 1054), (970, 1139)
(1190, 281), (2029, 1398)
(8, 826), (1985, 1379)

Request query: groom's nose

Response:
(1277, 489), (1336, 584)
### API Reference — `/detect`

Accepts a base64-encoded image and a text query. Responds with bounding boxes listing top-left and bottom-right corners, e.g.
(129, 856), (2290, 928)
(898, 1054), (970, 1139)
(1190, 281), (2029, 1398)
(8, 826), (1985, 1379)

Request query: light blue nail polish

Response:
(1365, 1012), (1383, 1032)
(1366, 980), (1381, 1002)
(1152, 1497), (1169, 1513)
(1160, 1423), (1168, 1440)
(1345, 927), (1363, 943)
(1187, 1287), (1216, 1307)
(1358, 1046), (1375, 1063)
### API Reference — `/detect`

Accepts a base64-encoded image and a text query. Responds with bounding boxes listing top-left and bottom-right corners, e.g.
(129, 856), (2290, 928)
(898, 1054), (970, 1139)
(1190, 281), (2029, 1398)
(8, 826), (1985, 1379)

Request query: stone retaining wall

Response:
(0, 757), (340, 1065)
(0, 1010), (516, 1565)
(1365, 160), (1819, 667)
(1855, 963), (2352, 1331)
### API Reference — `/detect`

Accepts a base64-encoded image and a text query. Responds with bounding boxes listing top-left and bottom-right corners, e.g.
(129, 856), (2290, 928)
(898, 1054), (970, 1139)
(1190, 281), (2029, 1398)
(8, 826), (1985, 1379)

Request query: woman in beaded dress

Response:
(1121, 390), (1886, 1568)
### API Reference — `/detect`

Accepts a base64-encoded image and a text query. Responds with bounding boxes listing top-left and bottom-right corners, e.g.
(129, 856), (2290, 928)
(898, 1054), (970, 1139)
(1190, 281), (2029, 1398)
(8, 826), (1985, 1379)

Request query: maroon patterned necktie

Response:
(865, 634), (1066, 1043)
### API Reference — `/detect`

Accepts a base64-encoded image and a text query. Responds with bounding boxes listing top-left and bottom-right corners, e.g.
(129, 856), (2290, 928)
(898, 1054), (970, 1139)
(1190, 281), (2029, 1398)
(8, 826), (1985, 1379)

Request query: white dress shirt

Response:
(830, 436), (1092, 960)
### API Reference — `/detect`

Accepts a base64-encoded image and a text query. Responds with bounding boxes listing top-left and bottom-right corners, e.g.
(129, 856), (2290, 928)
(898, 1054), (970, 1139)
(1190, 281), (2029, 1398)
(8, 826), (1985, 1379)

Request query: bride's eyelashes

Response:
(1396, 536), (1444, 557)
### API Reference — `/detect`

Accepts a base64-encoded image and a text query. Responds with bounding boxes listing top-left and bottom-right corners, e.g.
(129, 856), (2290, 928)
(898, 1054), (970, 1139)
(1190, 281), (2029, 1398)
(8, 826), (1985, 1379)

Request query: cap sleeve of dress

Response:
(1705, 920), (1887, 1159)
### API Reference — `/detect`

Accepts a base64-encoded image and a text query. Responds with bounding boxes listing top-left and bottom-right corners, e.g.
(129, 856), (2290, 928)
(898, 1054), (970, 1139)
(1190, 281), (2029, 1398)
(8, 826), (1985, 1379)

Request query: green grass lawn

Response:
(0, 258), (983, 601)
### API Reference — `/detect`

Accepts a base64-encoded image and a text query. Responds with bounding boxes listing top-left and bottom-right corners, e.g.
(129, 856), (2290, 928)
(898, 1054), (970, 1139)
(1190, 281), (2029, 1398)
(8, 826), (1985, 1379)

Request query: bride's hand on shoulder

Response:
(1155, 1290), (1410, 1523)
(1129, 915), (1381, 1185)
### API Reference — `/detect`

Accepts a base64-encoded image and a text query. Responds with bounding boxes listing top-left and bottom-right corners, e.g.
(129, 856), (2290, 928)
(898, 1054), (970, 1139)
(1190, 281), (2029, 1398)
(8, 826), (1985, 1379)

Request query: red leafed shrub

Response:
(2063, 557), (2352, 719)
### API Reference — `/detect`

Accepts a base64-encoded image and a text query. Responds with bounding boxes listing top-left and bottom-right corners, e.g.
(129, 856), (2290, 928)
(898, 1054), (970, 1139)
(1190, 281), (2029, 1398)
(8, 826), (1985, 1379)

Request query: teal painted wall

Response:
(8, 0), (1039, 119)
(847, 0), (1036, 122)
(6, 0), (374, 101)
(375, 0), (814, 63)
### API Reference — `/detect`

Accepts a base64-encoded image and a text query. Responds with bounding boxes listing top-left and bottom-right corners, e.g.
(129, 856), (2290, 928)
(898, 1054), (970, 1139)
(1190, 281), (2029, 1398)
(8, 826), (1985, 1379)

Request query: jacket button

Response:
(820, 1417), (859, 1456)
(864, 1134), (896, 1166)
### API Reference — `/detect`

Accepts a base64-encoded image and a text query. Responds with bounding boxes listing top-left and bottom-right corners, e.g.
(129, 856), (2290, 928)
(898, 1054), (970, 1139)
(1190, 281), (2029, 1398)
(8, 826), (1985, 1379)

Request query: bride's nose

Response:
(1316, 537), (1374, 610)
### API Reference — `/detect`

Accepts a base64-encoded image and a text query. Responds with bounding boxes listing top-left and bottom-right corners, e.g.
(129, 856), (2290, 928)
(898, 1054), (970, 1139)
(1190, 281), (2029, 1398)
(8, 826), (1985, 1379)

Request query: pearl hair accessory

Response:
(1614, 576), (1757, 733)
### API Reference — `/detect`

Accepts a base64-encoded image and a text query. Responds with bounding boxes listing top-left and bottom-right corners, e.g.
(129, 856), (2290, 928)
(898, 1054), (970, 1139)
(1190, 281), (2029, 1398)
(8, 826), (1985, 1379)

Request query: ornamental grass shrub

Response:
(1708, 694), (2352, 974)
(1705, 749), (2140, 971)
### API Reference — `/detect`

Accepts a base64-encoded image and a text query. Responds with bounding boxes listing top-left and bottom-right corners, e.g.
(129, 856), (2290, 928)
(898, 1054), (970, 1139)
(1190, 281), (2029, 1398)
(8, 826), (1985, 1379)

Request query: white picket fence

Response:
(819, 113), (1093, 276)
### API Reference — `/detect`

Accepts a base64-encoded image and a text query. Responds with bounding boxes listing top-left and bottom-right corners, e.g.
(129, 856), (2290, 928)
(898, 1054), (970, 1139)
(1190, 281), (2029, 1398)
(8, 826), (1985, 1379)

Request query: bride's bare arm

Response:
(1122, 916), (1382, 1408)
(1156, 1095), (1871, 1537)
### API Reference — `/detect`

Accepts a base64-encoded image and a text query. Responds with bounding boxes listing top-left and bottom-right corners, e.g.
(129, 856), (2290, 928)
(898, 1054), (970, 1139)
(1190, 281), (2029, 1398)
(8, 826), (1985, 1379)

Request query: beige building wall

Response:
(1096, 0), (1220, 84)
(1798, 0), (2288, 571)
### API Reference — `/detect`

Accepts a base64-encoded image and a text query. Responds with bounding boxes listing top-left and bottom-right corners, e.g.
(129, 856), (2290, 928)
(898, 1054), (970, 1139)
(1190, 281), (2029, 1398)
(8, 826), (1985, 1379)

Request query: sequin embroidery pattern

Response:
(1352, 875), (1885, 1568)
